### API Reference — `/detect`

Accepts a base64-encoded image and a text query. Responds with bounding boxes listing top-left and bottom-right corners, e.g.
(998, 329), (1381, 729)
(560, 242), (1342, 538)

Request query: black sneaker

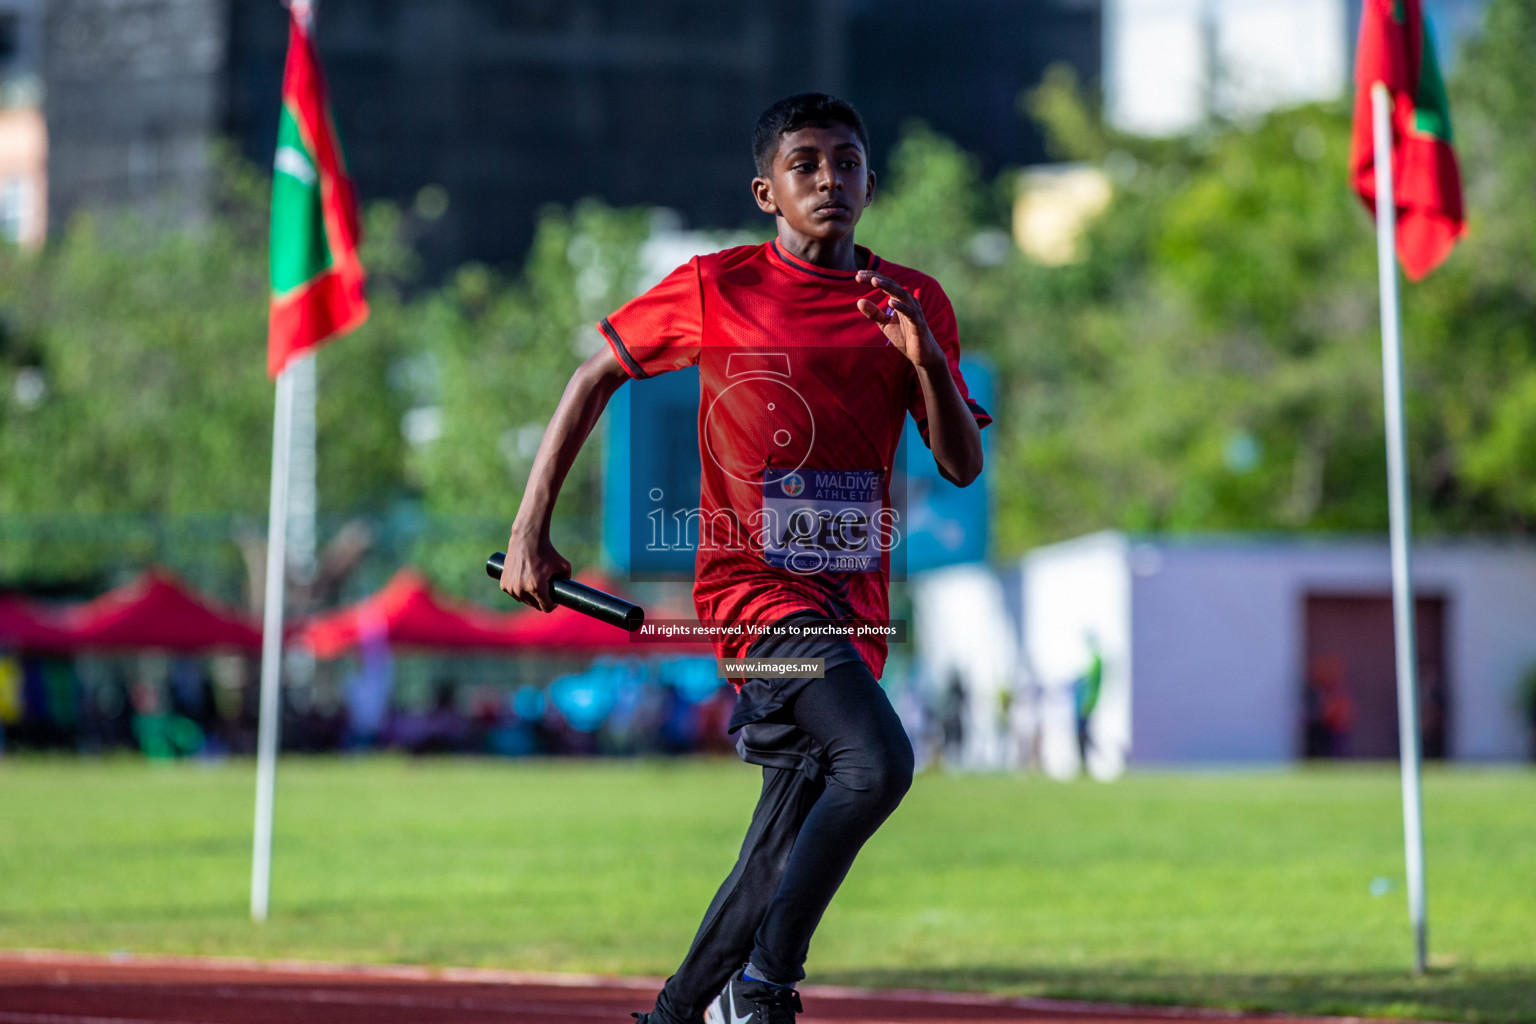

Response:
(704, 968), (802, 1024)
(630, 1014), (651, 1023)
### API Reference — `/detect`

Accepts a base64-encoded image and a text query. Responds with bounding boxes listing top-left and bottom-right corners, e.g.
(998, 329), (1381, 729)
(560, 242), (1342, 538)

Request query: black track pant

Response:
(650, 659), (914, 1024)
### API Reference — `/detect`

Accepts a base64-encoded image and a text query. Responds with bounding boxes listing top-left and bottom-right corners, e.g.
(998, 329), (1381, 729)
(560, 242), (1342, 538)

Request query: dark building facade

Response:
(44, 0), (227, 234)
(46, 0), (1101, 273)
(849, 0), (1100, 181)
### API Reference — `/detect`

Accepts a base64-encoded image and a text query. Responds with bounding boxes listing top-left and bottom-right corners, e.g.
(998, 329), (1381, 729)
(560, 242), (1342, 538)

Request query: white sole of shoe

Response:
(703, 997), (726, 1024)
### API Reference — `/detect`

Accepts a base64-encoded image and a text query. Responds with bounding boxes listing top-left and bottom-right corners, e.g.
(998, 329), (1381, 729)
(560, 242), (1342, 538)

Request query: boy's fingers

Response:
(532, 557), (570, 613)
(866, 275), (902, 297)
(856, 297), (891, 322)
(856, 269), (914, 303)
(886, 298), (926, 328)
(534, 572), (555, 612)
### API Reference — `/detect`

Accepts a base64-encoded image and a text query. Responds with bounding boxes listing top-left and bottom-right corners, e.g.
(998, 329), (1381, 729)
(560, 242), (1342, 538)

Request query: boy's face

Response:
(752, 124), (874, 242)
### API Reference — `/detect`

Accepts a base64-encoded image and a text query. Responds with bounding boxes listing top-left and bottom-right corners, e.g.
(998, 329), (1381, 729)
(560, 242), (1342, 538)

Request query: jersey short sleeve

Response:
(598, 258), (703, 379)
(906, 278), (993, 444)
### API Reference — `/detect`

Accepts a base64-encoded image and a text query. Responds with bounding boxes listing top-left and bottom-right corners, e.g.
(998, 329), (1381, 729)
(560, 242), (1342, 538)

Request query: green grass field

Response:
(1, 756), (1532, 1022)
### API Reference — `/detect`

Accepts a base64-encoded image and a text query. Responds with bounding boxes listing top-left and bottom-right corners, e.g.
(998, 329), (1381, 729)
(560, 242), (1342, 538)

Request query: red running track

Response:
(0, 953), (1359, 1024)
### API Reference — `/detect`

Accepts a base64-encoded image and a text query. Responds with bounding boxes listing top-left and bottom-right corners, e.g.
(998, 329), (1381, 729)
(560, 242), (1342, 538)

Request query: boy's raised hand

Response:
(855, 269), (946, 371)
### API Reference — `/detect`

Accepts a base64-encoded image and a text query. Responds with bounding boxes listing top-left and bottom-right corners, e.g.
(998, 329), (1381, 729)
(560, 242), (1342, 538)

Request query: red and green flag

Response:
(267, 3), (367, 378)
(1349, 0), (1466, 281)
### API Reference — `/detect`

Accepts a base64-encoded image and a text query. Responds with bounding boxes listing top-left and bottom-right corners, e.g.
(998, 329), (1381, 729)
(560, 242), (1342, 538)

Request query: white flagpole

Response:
(1370, 80), (1429, 977)
(251, 364), (296, 922)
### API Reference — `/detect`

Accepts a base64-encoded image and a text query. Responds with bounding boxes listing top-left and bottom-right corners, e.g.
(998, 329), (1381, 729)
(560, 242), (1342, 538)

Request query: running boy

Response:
(500, 93), (990, 1024)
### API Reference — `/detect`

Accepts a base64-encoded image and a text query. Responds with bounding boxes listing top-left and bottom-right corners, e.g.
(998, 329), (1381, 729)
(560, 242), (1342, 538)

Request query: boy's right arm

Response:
(500, 345), (631, 611)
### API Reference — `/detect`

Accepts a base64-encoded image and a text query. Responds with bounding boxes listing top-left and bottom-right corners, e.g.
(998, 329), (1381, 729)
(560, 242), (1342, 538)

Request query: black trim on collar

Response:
(599, 318), (649, 380)
(769, 239), (880, 281)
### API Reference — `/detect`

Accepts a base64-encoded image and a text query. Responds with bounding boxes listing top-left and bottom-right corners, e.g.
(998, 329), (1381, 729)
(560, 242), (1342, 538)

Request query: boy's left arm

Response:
(855, 270), (984, 487)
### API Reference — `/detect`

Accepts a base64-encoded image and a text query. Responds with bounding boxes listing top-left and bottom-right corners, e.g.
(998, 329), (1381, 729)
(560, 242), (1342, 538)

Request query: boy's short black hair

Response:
(752, 93), (870, 176)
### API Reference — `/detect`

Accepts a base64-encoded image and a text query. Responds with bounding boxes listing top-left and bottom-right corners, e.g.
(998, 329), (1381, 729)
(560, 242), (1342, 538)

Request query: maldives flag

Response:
(267, 2), (367, 378)
(1349, 0), (1466, 281)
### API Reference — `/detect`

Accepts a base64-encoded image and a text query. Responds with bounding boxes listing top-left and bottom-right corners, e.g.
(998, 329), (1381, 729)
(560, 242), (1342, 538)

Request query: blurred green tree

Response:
(0, 159), (413, 585)
(880, 0), (1536, 552)
(1417, 0), (1536, 526)
(401, 200), (654, 592)
(5, 0), (1533, 599)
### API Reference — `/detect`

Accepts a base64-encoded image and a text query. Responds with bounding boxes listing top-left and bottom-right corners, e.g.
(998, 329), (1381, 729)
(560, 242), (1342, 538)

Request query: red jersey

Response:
(599, 240), (991, 677)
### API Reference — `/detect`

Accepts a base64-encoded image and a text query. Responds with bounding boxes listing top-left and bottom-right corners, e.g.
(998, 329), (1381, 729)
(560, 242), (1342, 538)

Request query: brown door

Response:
(1302, 594), (1448, 759)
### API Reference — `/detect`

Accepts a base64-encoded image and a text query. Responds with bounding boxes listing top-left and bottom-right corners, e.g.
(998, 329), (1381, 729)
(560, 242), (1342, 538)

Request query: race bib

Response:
(761, 469), (884, 574)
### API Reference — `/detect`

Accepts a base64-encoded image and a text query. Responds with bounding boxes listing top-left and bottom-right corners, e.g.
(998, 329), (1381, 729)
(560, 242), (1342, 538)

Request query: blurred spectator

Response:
(694, 684), (737, 755)
(130, 677), (203, 760)
(601, 673), (647, 755)
(895, 681), (933, 770)
(654, 683), (698, 754)
(467, 685), (502, 752)
(343, 612), (394, 749)
(940, 671), (967, 764)
(169, 659), (208, 724)
(208, 656), (253, 754)
(485, 693), (540, 757)
(0, 654), (20, 754)
(75, 668), (133, 753)
(0, 647), (819, 759)
(1074, 639), (1104, 769)
(549, 663), (622, 734)
(391, 677), (469, 755)
(1305, 656), (1355, 758)
(7, 658), (80, 751)
(283, 681), (346, 753)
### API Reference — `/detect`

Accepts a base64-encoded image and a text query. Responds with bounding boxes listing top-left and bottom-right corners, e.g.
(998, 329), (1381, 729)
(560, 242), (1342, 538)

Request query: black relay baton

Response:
(486, 552), (645, 632)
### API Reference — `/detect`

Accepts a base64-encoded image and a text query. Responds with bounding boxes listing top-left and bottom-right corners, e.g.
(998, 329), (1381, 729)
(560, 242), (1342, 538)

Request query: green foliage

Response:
(6, 0), (1536, 588)
(401, 200), (654, 591)
(0, 160), (658, 594)
(1414, 0), (1536, 527)
(859, 101), (1380, 546)
(318, 203), (416, 516)
(858, 0), (1536, 551)
(1040, 102), (1400, 538)
(0, 160), (411, 582)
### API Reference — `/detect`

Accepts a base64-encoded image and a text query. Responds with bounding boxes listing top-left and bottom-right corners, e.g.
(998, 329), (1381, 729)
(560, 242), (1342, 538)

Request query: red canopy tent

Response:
(59, 570), (263, 652)
(0, 595), (76, 652)
(293, 568), (527, 657)
(294, 568), (704, 657)
(500, 571), (706, 654)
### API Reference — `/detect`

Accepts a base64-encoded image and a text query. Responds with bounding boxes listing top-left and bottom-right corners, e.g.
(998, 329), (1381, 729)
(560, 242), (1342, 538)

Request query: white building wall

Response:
(911, 563), (1021, 770)
(1215, 0), (1349, 119)
(1020, 531), (1133, 780)
(1423, 546), (1536, 759)
(1196, 541), (1536, 762)
(1019, 533), (1536, 766)
(1105, 0), (1211, 137)
(1105, 0), (1350, 136)
(1128, 539), (1308, 762)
